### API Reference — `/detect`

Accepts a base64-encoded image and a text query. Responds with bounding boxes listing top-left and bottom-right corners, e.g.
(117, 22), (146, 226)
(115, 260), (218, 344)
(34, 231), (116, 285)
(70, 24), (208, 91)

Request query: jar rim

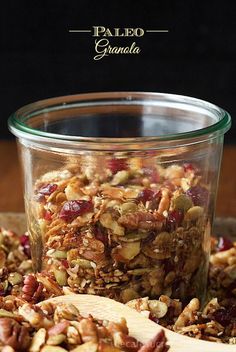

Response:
(8, 92), (231, 150)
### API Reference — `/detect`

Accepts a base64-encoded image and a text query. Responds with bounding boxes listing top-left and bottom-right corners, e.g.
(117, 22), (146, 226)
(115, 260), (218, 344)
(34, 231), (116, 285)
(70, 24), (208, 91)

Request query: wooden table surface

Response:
(0, 140), (236, 217)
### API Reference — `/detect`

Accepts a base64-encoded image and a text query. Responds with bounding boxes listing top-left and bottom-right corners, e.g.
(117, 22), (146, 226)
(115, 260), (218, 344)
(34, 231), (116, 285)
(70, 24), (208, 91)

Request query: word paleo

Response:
(93, 26), (142, 60)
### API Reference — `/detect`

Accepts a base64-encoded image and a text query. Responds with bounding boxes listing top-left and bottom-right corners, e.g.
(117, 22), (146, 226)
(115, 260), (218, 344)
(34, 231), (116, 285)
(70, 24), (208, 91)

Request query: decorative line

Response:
(69, 30), (91, 33)
(146, 30), (169, 33)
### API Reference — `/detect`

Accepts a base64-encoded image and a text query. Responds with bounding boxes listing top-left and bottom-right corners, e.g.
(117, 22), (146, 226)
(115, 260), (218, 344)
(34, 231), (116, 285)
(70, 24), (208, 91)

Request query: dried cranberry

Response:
(183, 163), (194, 172)
(44, 210), (52, 221)
(19, 234), (31, 258)
(217, 236), (234, 252)
(186, 185), (209, 206)
(20, 234), (29, 247)
(212, 306), (236, 326)
(143, 167), (160, 183)
(149, 313), (159, 324)
(137, 189), (161, 205)
(166, 209), (184, 232)
(137, 189), (155, 203)
(59, 200), (93, 222)
(38, 183), (58, 196)
(61, 259), (69, 269)
(107, 158), (127, 174)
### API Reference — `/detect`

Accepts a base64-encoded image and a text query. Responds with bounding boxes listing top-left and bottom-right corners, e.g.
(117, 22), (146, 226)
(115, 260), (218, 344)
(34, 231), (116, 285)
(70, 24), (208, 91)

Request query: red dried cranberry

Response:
(149, 313), (159, 324)
(186, 185), (209, 206)
(61, 259), (69, 269)
(94, 226), (108, 246)
(137, 189), (161, 206)
(20, 234), (29, 247)
(19, 234), (31, 258)
(44, 210), (52, 221)
(183, 163), (194, 172)
(212, 306), (236, 326)
(217, 236), (234, 252)
(166, 209), (184, 232)
(137, 189), (155, 203)
(143, 167), (160, 183)
(107, 158), (127, 174)
(59, 200), (93, 222)
(38, 183), (58, 196)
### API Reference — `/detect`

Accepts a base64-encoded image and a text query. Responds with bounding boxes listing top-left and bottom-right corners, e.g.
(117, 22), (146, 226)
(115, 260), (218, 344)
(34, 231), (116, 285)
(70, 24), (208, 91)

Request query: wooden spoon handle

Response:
(39, 294), (235, 352)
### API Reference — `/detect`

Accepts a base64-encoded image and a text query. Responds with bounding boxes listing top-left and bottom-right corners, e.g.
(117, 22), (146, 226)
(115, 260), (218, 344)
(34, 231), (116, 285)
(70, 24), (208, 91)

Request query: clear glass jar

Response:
(8, 92), (231, 303)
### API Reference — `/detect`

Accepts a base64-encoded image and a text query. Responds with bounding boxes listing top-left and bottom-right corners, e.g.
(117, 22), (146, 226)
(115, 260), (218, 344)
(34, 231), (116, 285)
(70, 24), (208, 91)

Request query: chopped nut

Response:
(41, 346), (68, 352)
(47, 334), (66, 345)
(100, 213), (125, 236)
(79, 318), (98, 343)
(29, 328), (46, 352)
(70, 342), (98, 352)
(148, 300), (168, 318)
(174, 298), (200, 330)
(111, 170), (129, 185)
(113, 242), (140, 262)
(0, 318), (30, 351)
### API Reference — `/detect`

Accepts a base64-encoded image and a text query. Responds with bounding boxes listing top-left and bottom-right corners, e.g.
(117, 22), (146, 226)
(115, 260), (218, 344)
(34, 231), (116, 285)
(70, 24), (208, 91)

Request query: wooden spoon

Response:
(38, 294), (235, 352)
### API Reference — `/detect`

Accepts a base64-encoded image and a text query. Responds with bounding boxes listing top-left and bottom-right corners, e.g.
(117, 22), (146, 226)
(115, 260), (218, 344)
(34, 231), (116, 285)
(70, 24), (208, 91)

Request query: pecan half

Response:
(118, 212), (163, 230)
(0, 318), (30, 351)
(22, 274), (44, 303)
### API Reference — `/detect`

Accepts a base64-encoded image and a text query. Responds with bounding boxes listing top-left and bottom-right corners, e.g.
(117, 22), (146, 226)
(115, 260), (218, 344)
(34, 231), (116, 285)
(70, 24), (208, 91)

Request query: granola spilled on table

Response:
(0, 226), (236, 345)
(28, 156), (210, 303)
(0, 299), (168, 352)
(127, 236), (236, 344)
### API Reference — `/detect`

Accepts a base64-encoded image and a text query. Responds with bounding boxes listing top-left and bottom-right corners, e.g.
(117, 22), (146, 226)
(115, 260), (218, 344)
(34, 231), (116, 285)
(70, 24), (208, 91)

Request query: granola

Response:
(127, 236), (236, 344)
(0, 226), (236, 344)
(28, 158), (210, 302)
(0, 299), (168, 352)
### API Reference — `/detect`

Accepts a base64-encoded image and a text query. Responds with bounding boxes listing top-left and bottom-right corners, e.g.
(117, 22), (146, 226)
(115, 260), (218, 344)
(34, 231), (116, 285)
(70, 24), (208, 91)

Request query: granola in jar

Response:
(28, 155), (211, 303)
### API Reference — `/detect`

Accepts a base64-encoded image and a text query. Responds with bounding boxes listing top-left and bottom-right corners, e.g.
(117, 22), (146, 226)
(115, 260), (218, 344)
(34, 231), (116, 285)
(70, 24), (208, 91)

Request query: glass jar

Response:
(8, 92), (231, 303)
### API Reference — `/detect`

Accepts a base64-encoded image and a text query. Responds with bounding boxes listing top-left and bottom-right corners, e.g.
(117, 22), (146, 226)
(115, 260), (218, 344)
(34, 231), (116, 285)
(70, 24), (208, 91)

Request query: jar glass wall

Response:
(8, 92), (231, 303)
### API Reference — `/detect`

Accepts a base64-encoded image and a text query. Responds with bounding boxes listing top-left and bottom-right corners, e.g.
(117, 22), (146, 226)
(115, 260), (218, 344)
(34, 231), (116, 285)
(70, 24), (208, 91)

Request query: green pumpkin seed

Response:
(8, 272), (23, 285)
(120, 202), (138, 215)
(47, 250), (67, 259)
(54, 269), (68, 286)
(173, 194), (193, 212)
(71, 258), (93, 269)
(185, 206), (204, 221)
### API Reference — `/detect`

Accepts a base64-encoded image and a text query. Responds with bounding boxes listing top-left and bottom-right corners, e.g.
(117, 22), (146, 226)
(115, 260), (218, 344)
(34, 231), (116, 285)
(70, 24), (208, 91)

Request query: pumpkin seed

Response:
(173, 194), (193, 212)
(8, 272), (23, 285)
(54, 269), (68, 286)
(185, 206), (204, 221)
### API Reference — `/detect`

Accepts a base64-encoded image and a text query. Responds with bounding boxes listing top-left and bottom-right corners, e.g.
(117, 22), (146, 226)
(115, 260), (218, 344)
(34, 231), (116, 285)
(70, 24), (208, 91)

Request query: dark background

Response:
(0, 0), (235, 142)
